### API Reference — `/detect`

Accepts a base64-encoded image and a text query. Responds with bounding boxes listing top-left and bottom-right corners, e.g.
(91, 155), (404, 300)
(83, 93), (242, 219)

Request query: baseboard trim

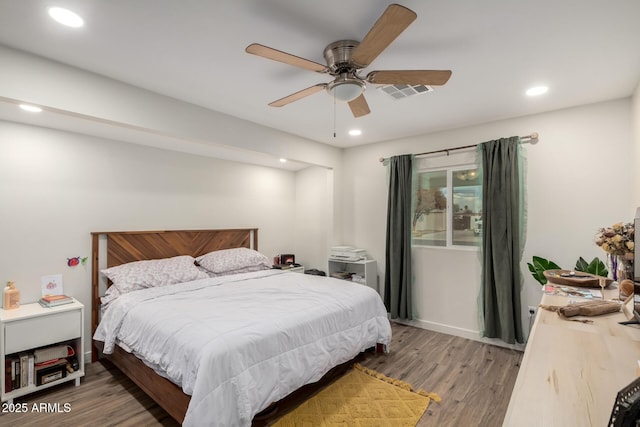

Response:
(392, 318), (525, 352)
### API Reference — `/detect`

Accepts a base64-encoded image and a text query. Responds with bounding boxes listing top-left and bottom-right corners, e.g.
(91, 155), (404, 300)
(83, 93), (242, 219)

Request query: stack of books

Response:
(39, 294), (73, 308)
(5, 353), (35, 391)
(330, 271), (352, 280)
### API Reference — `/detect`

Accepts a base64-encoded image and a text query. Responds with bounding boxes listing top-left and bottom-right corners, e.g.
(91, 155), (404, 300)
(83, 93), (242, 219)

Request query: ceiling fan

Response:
(245, 3), (452, 118)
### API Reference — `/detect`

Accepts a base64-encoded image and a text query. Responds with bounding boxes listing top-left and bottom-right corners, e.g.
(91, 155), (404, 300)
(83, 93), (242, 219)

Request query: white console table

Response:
(503, 287), (640, 426)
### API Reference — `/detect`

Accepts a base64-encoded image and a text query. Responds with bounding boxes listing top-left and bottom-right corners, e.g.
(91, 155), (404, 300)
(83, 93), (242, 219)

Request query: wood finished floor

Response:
(0, 323), (522, 427)
(360, 323), (523, 427)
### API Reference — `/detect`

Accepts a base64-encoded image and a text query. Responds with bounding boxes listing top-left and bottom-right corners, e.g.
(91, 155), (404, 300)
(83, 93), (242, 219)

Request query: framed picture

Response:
(280, 254), (295, 265)
(41, 274), (63, 296)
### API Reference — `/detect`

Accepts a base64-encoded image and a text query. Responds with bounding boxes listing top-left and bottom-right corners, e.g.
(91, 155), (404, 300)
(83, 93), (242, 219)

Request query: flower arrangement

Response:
(594, 222), (634, 256)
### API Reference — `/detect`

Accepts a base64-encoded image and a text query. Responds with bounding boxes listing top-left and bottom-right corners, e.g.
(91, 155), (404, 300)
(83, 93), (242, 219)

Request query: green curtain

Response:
(384, 154), (414, 319)
(478, 137), (524, 344)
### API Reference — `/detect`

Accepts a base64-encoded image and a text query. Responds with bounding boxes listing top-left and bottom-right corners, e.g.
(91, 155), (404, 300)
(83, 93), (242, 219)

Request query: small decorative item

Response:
(67, 256), (88, 267)
(41, 274), (64, 296)
(281, 254), (295, 265)
(599, 277), (606, 300)
(619, 279), (636, 299)
(594, 221), (634, 281)
(3, 281), (20, 310)
(543, 269), (612, 288)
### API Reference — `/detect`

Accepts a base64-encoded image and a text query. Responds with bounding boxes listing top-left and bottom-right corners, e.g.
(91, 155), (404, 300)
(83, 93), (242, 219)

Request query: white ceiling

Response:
(0, 0), (639, 150)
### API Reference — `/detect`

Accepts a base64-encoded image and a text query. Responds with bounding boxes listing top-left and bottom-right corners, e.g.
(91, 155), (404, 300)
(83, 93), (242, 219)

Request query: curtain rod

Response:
(378, 132), (538, 163)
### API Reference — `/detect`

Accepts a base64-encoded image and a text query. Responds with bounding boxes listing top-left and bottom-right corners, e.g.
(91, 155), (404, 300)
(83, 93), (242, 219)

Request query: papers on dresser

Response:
(544, 284), (602, 299)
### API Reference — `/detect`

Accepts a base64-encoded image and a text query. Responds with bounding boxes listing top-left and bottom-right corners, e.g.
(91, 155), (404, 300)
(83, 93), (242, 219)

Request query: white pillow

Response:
(196, 248), (271, 274)
(101, 255), (208, 294)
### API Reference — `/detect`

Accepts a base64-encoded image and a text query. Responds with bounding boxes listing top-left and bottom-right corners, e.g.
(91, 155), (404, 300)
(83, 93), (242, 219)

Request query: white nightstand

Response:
(328, 259), (378, 292)
(285, 266), (305, 273)
(0, 300), (85, 403)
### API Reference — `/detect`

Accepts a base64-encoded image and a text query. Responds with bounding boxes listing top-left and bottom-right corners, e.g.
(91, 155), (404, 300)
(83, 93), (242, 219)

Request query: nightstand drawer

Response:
(4, 310), (81, 354)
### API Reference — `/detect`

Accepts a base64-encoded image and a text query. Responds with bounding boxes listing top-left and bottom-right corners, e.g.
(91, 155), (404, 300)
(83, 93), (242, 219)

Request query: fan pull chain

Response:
(333, 96), (336, 138)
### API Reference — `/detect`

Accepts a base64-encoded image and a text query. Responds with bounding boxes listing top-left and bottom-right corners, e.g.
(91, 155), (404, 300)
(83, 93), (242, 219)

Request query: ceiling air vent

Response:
(378, 84), (433, 100)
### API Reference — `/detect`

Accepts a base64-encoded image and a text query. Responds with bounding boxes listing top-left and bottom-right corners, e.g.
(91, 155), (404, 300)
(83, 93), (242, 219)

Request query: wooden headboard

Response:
(90, 228), (258, 361)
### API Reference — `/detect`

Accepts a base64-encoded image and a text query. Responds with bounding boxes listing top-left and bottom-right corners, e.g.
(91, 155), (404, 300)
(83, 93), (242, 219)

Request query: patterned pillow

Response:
(101, 255), (208, 294)
(196, 248), (271, 274)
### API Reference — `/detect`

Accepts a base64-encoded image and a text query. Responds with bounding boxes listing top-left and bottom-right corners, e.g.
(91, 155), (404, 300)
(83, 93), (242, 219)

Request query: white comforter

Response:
(94, 269), (392, 426)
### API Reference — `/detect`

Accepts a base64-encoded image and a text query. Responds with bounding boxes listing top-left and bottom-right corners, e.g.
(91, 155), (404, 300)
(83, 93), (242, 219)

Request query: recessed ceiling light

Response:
(48, 7), (84, 28)
(19, 104), (43, 113)
(348, 129), (362, 136)
(526, 86), (548, 96)
(279, 158), (287, 163)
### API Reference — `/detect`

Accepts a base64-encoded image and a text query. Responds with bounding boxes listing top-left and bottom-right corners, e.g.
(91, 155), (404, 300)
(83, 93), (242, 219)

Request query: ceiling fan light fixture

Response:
(247, 5), (451, 118)
(327, 78), (365, 102)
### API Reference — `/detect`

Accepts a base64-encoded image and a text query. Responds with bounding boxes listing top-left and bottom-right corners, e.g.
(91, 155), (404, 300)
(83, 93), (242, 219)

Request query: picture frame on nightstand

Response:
(280, 254), (295, 265)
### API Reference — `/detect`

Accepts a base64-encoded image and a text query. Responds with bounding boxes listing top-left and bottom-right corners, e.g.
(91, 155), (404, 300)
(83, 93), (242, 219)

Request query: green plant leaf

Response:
(574, 256), (608, 277)
(527, 262), (545, 285)
(587, 257), (608, 277)
(575, 257), (589, 272)
(528, 256), (561, 285)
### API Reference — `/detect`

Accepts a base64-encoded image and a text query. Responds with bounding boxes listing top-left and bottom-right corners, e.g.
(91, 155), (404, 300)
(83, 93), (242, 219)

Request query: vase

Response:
(616, 254), (634, 282)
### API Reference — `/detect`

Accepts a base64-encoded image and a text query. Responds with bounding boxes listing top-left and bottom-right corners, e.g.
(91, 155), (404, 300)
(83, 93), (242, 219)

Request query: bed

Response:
(90, 229), (391, 426)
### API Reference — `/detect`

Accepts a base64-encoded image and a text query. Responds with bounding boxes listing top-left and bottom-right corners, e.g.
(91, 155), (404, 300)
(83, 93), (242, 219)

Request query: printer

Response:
(329, 246), (367, 261)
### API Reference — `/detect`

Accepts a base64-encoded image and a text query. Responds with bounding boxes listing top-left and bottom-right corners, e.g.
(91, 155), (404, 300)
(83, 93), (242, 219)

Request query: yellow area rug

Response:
(273, 364), (441, 427)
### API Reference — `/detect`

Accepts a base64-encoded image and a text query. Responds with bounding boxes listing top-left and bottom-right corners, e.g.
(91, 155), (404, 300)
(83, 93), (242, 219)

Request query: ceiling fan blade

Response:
(268, 84), (327, 107)
(348, 94), (371, 118)
(366, 70), (452, 86)
(351, 4), (417, 68)
(246, 43), (328, 73)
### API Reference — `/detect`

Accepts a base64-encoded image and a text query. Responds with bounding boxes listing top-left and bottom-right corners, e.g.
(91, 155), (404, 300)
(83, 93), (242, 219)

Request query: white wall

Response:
(0, 45), (346, 277)
(0, 120), (303, 358)
(342, 98), (635, 344)
(293, 167), (334, 271)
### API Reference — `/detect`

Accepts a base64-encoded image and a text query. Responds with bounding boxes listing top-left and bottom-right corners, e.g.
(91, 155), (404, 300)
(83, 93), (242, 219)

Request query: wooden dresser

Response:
(503, 287), (640, 426)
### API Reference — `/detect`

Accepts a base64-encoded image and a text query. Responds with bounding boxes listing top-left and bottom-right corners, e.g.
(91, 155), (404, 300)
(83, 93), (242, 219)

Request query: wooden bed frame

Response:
(90, 228), (258, 423)
(90, 228), (382, 424)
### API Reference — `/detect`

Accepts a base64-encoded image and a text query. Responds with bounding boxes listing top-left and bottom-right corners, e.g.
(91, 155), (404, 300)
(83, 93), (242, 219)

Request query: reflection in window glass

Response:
(412, 170), (447, 246)
(452, 168), (482, 246)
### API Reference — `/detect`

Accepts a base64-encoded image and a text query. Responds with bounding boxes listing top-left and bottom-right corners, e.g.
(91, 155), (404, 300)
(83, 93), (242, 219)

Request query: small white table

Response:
(0, 300), (85, 403)
(328, 259), (377, 291)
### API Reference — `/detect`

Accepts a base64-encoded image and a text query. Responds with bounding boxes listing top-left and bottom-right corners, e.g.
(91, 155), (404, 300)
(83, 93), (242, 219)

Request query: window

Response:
(412, 165), (482, 247)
